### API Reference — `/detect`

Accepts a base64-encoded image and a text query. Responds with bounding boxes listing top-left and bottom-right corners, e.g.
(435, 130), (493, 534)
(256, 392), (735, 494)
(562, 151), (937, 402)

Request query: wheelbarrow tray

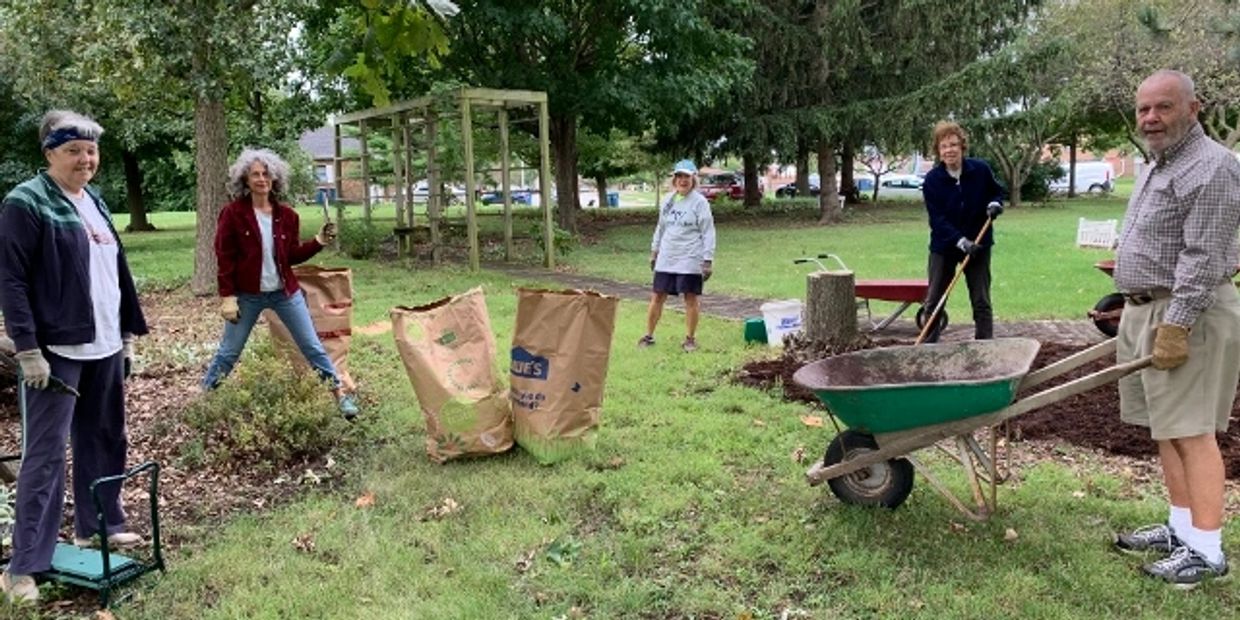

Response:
(792, 338), (1042, 434)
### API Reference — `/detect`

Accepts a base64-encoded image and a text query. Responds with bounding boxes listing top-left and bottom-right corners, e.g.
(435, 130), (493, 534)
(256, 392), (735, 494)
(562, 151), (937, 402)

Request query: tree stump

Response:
(805, 270), (859, 347)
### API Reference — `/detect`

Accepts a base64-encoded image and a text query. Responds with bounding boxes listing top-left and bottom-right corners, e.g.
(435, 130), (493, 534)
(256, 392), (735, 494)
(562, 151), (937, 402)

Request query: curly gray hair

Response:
(226, 148), (291, 200)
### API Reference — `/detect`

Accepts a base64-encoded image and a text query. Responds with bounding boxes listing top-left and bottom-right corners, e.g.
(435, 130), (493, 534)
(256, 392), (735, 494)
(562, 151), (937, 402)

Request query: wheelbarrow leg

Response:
(870, 301), (914, 332)
(904, 454), (989, 522)
(956, 436), (992, 517)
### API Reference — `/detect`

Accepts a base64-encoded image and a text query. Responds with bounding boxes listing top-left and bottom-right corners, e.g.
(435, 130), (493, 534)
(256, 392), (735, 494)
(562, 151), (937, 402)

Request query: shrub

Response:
(530, 222), (578, 257)
(338, 218), (384, 259)
(182, 341), (352, 468)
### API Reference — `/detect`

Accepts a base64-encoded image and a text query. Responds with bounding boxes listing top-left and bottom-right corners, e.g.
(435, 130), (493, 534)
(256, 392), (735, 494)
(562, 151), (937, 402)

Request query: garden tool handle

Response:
(794, 253), (850, 272)
(914, 217), (994, 346)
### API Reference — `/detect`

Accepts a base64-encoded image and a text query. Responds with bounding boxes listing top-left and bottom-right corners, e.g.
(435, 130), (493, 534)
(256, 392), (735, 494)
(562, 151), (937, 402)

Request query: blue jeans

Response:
(201, 290), (340, 390)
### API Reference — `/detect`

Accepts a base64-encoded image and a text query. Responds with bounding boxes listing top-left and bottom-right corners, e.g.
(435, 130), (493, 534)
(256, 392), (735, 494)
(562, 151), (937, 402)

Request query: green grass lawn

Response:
(59, 200), (1237, 619)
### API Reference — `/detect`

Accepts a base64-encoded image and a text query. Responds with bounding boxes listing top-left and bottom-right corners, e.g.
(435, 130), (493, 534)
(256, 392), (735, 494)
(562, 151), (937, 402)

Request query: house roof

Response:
(298, 125), (360, 160)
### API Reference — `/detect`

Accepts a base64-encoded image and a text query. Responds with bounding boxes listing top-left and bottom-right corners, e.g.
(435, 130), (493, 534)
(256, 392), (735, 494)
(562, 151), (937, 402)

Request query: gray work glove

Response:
(956, 237), (981, 256)
(986, 201), (1004, 219)
(316, 221), (337, 245)
(122, 335), (135, 379)
(16, 349), (50, 390)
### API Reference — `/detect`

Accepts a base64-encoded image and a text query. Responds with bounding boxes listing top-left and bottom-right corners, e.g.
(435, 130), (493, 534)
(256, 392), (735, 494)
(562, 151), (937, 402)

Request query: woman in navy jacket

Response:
(921, 121), (1005, 342)
(201, 148), (359, 419)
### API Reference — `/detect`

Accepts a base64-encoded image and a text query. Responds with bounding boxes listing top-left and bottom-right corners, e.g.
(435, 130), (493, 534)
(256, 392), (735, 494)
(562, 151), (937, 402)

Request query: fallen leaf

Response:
(291, 532), (316, 553)
(752, 419), (766, 427)
(355, 491), (376, 508)
(1072, 490), (1086, 499)
(515, 548), (537, 573)
(93, 610), (118, 620)
(791, 446), (806, 463)
(1004, 528), (1019, 541)
(421, 497), (461, 521)
(949, 521), (968, 533)
(799, 415), (824, 428)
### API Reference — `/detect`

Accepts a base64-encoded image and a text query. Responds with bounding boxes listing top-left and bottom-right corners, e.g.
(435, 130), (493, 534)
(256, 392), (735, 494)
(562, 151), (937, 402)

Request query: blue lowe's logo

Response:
(780, 316), (801, 329)
(511, 347), (549, 380)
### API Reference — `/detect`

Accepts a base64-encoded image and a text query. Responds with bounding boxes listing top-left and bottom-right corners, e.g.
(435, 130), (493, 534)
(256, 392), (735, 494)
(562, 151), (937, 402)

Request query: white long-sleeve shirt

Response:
(651, 190), (715, 274)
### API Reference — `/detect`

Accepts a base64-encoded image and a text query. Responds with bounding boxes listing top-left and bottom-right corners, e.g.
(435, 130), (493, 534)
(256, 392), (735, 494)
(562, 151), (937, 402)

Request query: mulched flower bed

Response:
(737, 339), (1240, 479)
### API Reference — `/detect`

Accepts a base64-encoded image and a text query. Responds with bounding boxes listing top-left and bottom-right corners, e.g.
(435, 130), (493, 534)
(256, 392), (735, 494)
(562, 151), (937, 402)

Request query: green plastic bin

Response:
(744, 317), (767, 343)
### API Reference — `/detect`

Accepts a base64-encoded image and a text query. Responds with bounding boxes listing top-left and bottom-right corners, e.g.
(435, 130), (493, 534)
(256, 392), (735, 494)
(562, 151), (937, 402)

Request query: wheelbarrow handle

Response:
(794, 253), (850, 272)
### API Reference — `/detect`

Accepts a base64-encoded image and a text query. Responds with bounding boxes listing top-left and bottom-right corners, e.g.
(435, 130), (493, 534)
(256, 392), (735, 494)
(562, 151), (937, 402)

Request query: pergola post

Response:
(499, 107), (513, 262)
(538, 98), (554, 268)
(332, 123), (343, 251)
(391, 114), (407, 256)
(359, 121), (372, 224)
(460, 93), (479, 271)
(426, 108), (442, 266)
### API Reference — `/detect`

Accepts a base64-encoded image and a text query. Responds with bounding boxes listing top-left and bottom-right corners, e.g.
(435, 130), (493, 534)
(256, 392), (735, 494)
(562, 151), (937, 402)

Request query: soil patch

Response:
(737, 340), (1240, 479)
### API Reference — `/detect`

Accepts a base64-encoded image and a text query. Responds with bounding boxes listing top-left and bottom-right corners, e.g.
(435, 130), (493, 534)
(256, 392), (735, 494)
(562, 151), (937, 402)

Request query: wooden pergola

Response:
(332, 88), (554, 270)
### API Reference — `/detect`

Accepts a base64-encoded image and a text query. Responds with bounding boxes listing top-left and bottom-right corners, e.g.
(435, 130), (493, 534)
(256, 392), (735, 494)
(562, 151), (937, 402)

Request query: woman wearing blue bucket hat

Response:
(638, 159), (716, 352)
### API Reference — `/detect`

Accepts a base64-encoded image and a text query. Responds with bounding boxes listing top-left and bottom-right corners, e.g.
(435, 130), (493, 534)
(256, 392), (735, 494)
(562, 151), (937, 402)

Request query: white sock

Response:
(1168, 505), (1193, 537)
(1179, 525), (1225, 565)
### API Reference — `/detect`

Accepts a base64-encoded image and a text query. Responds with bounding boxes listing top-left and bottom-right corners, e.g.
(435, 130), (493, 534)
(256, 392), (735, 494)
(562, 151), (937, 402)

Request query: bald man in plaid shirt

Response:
(1110, 70), (1240, 588)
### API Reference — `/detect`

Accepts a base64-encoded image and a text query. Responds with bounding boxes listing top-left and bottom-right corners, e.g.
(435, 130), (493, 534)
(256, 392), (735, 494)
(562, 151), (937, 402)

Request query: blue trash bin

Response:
(606, 191), (620, 207)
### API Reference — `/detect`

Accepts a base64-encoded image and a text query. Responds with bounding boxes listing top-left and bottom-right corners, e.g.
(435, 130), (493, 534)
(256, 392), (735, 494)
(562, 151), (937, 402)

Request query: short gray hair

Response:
(1146, 69), (1197, 100)
(39, 110), (104, 147)
(227, 148), (291, 200)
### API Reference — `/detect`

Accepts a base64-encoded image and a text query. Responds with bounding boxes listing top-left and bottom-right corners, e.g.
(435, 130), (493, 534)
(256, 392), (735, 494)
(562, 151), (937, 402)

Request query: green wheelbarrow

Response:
(792, 337), (1152, 520)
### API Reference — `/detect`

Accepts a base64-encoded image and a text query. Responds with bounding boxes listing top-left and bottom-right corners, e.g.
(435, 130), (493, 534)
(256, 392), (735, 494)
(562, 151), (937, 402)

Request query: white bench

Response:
(1076, 218), (1118, 249)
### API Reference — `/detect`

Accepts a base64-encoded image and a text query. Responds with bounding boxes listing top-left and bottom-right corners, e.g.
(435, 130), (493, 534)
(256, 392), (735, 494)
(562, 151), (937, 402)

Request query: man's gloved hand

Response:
(0, 335), (15, 355)
(122, 336), (135, 380)
(702, 260), (713, 282)
(15, 349), (50, 390)
(986, 201), (1004, 219)
(650, 252), (657, 271)
(956, 237), (981, 256)
(220, 295), (240, 324)
(316, 221), (337, 245)
(1152, 323), (1189, 370)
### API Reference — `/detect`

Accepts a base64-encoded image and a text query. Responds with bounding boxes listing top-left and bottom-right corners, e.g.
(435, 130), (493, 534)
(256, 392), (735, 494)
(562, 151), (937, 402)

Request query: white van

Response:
(1049, 161), (1114, 195)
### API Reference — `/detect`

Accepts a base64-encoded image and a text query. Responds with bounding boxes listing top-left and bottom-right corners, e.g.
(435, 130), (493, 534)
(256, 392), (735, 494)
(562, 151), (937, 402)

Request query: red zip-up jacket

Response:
(215, 196), (323, 297)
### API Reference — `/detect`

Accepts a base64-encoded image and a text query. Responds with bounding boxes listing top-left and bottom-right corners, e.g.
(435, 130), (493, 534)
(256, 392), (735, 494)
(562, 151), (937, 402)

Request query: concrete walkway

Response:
(492, 264), (1106, 346)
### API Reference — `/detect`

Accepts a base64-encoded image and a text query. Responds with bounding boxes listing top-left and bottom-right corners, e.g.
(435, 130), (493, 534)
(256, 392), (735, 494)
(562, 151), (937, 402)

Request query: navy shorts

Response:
(652, 272), (704, 296)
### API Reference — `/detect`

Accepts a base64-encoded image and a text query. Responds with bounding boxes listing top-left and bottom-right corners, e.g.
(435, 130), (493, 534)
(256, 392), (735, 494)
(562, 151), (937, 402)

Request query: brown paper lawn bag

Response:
(265, 265), (356, 391)
(391, 287), (513, 463)
(510, 288), (619, 464)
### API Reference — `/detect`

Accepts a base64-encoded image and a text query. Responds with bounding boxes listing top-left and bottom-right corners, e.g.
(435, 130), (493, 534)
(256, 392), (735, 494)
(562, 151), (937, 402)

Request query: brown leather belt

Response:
(1122, 288), (1172, 306)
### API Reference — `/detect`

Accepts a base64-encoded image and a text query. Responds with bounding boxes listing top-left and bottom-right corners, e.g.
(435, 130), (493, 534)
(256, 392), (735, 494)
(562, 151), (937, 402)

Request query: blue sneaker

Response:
(338, 393), (360, 421)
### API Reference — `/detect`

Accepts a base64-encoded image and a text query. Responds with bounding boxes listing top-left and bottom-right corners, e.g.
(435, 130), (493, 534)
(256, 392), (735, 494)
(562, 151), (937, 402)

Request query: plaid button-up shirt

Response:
(1115, 123), (1240, 327)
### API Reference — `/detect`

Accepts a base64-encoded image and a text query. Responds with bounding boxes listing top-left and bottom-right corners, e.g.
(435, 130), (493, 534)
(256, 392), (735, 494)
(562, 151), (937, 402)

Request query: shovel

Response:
(914, 216), (994, 345)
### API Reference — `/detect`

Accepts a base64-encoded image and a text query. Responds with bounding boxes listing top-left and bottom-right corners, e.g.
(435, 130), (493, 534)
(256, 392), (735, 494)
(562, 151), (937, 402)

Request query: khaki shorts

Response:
(1117, 283), (1240, 440)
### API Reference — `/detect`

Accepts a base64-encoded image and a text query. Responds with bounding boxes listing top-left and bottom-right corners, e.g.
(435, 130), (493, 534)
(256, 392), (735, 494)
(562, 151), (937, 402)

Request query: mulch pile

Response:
(737, 340), (1240, 479)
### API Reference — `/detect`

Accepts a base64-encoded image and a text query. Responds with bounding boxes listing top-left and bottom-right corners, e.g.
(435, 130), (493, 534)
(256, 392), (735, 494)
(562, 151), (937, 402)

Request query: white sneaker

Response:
(0, 572), (38, 604)
(74, 531), (144, 549)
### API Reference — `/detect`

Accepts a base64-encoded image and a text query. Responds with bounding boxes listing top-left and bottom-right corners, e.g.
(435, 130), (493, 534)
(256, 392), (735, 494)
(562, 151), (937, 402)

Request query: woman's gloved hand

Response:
(220, 296), (240, 324)
(15, 349), (50, 390)
(316, 222), (337, 245)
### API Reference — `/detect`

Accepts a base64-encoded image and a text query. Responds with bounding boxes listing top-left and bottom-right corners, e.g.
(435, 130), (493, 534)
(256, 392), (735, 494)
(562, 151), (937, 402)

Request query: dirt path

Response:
(491, 264), (1107, 346)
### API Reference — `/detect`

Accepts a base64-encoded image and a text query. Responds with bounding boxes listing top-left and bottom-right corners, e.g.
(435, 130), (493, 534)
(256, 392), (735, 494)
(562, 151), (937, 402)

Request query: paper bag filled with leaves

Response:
(391, 288), (513, 462)
(510, 288), (619, 464)
(265, 265), (356, 391)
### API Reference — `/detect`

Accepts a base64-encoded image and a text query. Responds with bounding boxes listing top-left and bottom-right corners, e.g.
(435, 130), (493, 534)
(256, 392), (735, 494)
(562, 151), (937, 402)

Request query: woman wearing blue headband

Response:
(0, 110), (149, 604)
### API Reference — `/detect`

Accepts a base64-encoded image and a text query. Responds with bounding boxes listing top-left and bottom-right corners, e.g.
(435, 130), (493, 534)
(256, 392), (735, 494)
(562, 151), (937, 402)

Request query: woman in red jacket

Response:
(201, 148), (359, 419)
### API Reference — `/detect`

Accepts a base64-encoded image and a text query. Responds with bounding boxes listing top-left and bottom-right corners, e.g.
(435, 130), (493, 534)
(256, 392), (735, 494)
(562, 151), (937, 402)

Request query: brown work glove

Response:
(220, 295), (240, 324)
(1152, 323), (1189, 370)
(702, 260), (713, 282)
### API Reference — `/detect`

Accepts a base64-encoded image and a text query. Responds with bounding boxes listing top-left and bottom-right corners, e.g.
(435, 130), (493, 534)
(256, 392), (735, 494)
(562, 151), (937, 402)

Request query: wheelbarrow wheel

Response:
(914, 306), (948, 332)
(1092, 293), (1124, 337)
(823, 430), (915, 509)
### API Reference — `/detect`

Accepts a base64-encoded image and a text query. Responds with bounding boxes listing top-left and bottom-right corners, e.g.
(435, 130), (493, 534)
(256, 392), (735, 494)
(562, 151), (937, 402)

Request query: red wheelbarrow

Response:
(794, 254), (942, 334)
(1088, 259), (1240, 337)
(794, 337), (1151, 520)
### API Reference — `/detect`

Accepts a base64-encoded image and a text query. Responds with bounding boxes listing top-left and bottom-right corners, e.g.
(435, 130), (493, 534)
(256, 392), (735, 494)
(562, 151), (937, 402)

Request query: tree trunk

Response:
(594, 174), (607, 208)
(816, 138), (841, 224)
(742, 154), (761, 207)
(549, 114), (579, 232)
(839, 140), (858, 204)
(121, 149), (155, 232)
(795, 141), (810, 196)
(1067, 133), (1077, 198)
(805, 270), (858, 346)
(191, 95), (229, 296)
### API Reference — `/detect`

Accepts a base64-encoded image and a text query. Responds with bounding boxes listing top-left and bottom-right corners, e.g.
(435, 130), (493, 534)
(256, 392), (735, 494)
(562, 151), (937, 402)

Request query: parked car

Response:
(699, 172), (762, 202)
(775, 182), (820, 198)
(480, 188), (536, 205)
(1048, 161), (1114, 194)
(877, 174), (925, 200)
(411, 181), (465, 204)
